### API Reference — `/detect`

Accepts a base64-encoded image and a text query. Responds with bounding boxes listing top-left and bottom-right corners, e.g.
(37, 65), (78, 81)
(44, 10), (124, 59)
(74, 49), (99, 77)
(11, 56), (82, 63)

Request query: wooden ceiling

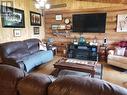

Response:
(77, 0), (127, 4)
(47, 0), (127, 10)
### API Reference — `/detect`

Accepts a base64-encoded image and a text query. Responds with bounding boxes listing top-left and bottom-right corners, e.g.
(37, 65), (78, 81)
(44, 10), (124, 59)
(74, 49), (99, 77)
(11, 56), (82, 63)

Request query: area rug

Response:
(51, 63), (103, 79)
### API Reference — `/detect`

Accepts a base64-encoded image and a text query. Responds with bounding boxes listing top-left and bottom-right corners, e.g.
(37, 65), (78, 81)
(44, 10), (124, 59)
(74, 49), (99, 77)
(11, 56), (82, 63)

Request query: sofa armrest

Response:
(108, 49), (115, 55)
(0, 65), (27, 95)
(18, 73), (54, 95)
(3, 58), (26, 70)
(3, 58), (19, 66)
(107, 54), (127, 69)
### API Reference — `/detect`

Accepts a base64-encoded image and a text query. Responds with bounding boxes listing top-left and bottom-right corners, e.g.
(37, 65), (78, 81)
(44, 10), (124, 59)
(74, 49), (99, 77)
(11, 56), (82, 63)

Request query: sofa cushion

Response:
(18, 73), (53, 95)
(8, 50), (30, 59)
(24, 39), (40, 54)
(0, 41), (29, 59)
(21, 50), (53, 72)
(48, 76), (127, 95)
(115, 47), (126, 56)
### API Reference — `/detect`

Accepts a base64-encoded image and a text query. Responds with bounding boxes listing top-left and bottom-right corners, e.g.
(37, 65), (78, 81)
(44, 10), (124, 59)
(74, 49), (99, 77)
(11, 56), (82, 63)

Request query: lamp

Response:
(35, 0), (50, 9)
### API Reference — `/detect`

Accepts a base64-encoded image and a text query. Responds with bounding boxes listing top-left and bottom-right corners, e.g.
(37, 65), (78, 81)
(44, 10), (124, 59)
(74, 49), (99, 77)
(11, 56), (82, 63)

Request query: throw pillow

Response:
(115, 47), (126, 56)
(39, 42), (47, 51)
(108, 50), (115, 55)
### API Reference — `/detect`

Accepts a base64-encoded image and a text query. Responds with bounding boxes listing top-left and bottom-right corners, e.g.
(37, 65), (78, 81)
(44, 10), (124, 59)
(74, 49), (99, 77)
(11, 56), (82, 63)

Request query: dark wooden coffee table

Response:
(54, 58), (97, 78)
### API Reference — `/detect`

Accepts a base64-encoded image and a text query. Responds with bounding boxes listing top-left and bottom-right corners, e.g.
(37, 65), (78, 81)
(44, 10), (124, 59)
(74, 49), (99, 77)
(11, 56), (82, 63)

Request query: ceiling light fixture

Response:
(35, 0), (50, 9)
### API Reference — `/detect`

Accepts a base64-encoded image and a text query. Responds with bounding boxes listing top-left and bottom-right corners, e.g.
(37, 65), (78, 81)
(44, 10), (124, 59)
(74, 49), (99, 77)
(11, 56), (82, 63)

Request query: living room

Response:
(0, 0), (127, 95)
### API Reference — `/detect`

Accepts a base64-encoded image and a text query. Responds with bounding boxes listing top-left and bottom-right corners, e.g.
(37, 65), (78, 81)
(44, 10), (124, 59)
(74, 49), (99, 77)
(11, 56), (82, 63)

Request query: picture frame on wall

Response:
(117, 14), (127, 32)
(55, 14), (62, 21)
(1, 6), (25, 28)
(33, 27), (40, 35)
(51, 24), (59, 30)
(30, 11), (41, 26)
(1, 1), (13, 11)
(13, 29), (21, 37)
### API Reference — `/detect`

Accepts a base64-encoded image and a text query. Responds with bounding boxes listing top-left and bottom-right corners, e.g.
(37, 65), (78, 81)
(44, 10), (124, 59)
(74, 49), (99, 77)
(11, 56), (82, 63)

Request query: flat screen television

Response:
(72, 13), (107, 33)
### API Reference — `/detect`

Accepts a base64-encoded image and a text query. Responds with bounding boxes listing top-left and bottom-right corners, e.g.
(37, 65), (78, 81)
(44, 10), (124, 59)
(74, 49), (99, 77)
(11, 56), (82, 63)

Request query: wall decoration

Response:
(55, 14), (62, 20)
(66, 24), (71, 30)
(33, 27), (40, 35)
(30, 11), (41, 26)
(51, 24), (59, 30)
(117, 14), (127, 32)
(51, 24), (67, 30)
(13, 29), (21, 37)
(59, 25), (66, 29)
(1, 6), (25, 28)
(1, 1), (13, 12)
(64, 18), (70, 24)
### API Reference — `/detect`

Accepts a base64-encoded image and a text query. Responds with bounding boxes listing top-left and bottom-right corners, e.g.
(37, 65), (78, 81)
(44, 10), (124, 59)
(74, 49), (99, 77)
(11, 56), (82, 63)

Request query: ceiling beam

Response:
(77, 0), (127, 4)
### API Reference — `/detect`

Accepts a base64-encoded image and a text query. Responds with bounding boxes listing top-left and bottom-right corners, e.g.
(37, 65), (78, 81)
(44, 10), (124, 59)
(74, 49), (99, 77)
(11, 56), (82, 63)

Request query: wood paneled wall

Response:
(45, 7), (127, 46)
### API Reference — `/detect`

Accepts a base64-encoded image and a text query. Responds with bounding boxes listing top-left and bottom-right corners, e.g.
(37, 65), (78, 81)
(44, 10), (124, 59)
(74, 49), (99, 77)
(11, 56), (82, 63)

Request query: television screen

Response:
(72, 13), (107, 33)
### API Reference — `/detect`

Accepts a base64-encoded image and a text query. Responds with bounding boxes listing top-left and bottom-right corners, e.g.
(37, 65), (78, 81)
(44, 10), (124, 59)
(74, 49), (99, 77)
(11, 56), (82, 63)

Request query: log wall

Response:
(45, 7), (127, 46)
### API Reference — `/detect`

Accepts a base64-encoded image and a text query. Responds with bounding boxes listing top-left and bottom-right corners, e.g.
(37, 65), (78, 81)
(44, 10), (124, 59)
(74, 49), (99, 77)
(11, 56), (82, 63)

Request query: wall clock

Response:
(64, 18), (70, 24)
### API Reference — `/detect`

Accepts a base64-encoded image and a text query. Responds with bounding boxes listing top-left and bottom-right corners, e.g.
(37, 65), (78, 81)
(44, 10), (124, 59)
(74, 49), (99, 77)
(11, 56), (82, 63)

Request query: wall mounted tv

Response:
(72, 13), (107, 33)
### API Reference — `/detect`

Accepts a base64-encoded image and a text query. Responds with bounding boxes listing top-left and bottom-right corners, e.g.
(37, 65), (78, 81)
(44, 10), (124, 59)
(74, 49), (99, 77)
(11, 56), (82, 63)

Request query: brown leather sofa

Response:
(0, 39), (53, 72)
(0, 64), (127, 95)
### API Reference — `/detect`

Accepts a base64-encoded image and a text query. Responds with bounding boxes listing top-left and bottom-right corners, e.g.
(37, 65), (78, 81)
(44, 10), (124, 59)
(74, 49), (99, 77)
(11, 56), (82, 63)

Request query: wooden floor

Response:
(33, 56), (127, 89)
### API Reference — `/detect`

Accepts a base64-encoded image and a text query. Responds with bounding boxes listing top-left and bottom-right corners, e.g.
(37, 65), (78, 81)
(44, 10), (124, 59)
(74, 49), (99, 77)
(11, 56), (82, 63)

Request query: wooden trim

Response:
(45, 6), (127, 14)
(77, 0), (127, 4)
